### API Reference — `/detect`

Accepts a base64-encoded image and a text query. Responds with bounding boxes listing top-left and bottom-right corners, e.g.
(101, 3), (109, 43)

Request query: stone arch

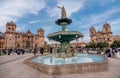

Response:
(26, 41), (30, 48)
(8, 27), (11, 31)
(17, 43), (20, 48)
(12, 28), (14, 31)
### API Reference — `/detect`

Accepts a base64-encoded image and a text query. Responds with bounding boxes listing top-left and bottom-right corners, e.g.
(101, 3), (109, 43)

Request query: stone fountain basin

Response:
(23, 54), (108, 75)
(47, 31), (83, 42)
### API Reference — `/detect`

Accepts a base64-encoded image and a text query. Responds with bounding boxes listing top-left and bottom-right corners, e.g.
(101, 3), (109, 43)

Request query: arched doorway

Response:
(17, 43), (20, 48)
(26, 41), (30, 48)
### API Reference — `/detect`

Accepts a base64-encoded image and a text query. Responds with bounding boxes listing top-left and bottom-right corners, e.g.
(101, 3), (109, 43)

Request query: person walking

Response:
(33, 48), (36, 55)
(40, 47), (44, 55)
(50, 47), (53, 54)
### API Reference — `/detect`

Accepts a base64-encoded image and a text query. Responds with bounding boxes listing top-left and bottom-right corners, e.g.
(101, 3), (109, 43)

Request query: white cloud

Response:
(100, 0), (117, 6)
(110, 18), (120, 25)
(29, 20), (41, 24)
(16, 24), (26, 32)
(0, 0), (46, 32)
(80, 7), (120, 29)
(110, 18), (120, 35)
(46, 0), (85, 18)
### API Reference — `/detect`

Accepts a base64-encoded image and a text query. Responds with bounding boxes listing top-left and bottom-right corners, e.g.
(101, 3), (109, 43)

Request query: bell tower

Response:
(102, 22), (113, 44)
(37, 28), (44, 47)
(37, 28), (44, 37)
(90, 27), (96, 36)
(6, 21), (16, 32)
(90, 27), (96, 43)
(5, 21), (16, 49)
(102, 22), (111, 33)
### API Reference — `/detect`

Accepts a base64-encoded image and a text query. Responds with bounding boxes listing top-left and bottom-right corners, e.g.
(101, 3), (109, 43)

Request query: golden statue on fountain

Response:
(57, 6), (67, 18)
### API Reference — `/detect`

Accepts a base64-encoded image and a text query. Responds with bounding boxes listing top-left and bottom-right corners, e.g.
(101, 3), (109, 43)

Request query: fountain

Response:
(47, 6), (83, 58)
(24, 6), (108, 75)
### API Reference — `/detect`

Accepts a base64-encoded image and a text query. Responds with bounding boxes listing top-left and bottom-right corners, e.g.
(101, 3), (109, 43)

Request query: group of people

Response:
(32, 47), (53, 55)
(1, 49), (25, 55)
(0, 47), (54, 56)
(1, 47), (120, 59)
(97, 48), (120, 58)
(105, 48), (120, 58)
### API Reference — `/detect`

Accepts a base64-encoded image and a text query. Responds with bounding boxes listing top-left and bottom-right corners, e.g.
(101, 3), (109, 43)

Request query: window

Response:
(8, 27), (11, 31)
(28, 36), (29, 39)
(92, 31), (94, 34)
(18, 36), (20, 38)
(106, 28), (107, 31)
(12, 28), (14, 31)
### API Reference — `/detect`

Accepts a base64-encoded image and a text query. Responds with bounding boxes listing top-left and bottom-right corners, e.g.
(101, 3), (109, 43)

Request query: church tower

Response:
(6, 21), (16, 33)
(37, 28), (45, 48)
(102, 22), (112, 33)
(5, 21), (16, 49)
(37, 28), (44, 37)
(90, 27), (96, 43)
(102, 22), (113, 44)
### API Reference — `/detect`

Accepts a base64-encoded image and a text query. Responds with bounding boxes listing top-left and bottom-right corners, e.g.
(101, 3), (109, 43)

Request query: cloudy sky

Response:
(0, 0), (120, 43)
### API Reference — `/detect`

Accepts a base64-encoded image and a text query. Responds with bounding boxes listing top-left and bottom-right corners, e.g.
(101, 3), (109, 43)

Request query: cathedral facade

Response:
(89, 23), (120, 45)
(0, 21), (45, 49)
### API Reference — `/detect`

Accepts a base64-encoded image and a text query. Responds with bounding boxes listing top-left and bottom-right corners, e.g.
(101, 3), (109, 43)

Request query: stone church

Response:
(0, 21), (45, 49)
(89, 22), (120, 45)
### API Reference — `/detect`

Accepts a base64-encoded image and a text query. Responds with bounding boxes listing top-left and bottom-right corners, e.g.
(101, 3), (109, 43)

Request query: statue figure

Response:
(57, 6), (67, 18)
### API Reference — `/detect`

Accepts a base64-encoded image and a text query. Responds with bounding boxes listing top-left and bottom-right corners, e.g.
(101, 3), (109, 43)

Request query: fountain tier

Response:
(47, 31), (83, 42)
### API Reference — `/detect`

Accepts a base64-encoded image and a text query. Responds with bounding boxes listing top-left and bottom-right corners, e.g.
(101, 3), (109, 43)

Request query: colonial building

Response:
(0, 32), (5, 48)
(90, 23), (120, 45)
(0, 21), (45, 49)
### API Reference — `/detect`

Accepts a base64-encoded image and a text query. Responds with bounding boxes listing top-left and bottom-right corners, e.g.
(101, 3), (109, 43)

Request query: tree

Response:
(85, 42), (97, 48)
(96, 42), (109, 48)
(110, 40), (120, 48)
(26, 41), (30, 48)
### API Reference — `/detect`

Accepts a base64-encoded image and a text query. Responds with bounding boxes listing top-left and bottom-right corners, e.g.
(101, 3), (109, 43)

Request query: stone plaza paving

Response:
(0, 53), (120, 78)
